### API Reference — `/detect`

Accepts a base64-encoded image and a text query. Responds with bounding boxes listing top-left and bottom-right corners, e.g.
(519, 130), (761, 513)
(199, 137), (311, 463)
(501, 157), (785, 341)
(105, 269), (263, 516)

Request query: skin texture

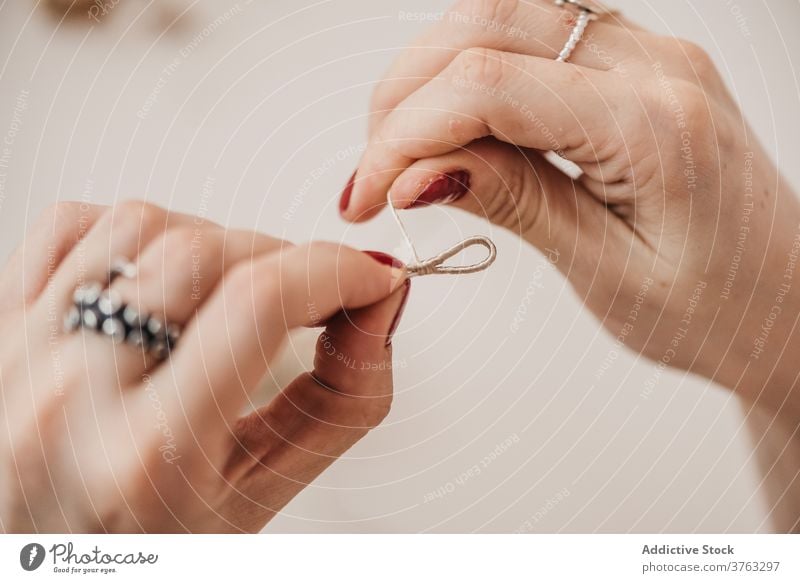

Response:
(341, 0), (800, 420)
(0, 201), (408, 532)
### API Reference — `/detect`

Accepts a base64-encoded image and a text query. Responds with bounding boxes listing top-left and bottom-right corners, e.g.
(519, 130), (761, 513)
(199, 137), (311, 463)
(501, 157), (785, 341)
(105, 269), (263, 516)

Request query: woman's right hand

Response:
(0, 200), (409, 532)
(340, 0), (800, 417)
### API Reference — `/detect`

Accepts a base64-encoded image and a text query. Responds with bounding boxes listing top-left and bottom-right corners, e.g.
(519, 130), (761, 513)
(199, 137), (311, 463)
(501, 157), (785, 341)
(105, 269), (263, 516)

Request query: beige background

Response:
(0, 0), (798, 532)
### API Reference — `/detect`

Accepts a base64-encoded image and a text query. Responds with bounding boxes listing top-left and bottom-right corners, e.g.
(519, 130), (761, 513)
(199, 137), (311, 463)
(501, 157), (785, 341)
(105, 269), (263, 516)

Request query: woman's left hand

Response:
(0, 200), (408, 532)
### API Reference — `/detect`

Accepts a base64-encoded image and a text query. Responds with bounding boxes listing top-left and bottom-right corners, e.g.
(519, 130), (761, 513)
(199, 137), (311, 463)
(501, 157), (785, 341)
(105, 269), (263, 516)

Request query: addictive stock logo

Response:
(19, 543), (46, 571)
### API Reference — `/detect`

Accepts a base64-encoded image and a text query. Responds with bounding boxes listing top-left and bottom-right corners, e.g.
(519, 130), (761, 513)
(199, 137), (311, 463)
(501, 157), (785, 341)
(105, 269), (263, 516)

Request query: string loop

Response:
(387, 191), (497, 277)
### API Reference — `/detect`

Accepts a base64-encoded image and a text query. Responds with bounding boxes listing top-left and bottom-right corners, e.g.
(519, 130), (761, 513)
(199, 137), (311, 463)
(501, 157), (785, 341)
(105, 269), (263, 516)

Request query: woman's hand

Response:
(0, 200), (409, 532)
(340, 0), (800, 416)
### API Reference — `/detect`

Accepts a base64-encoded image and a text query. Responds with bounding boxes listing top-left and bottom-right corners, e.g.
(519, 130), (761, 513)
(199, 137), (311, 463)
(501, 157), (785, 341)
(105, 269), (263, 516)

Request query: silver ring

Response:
(555, 0), (603, 17)
(554, 0), (614, 63)
(109, 256), (138, 282)
(63, 258), (181, 361)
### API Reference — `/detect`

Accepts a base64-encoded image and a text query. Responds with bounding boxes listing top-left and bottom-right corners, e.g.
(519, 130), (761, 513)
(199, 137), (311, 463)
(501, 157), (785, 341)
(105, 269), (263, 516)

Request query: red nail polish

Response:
(339, 170), (357, 214)
(363, 250), (404, 270)
(408, 170), (470, 208)
(386, 279), (411, 346)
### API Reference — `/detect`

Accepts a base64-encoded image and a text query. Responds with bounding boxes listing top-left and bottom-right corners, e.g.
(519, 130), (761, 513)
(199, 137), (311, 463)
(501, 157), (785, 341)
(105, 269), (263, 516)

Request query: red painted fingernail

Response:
(408, 170), (470, 209)
(385, 279), (411, 346)
(363, 250), (404, 270)
(339, 170), (357, 214)
(364, 251), (409, 344)
(364, 250), (407, 293)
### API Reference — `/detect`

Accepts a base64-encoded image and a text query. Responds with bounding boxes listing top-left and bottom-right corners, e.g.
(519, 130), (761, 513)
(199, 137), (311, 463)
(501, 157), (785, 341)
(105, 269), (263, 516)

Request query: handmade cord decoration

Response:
(387, 191), (497, 277)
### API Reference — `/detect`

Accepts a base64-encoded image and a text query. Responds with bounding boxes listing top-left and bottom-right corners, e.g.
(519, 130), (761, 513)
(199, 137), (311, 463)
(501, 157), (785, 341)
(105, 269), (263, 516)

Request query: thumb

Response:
(225, 276), (410, 528)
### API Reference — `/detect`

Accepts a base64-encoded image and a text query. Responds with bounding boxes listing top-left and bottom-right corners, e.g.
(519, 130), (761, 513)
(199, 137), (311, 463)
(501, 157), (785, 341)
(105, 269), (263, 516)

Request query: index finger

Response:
(153, 243), (406, 422)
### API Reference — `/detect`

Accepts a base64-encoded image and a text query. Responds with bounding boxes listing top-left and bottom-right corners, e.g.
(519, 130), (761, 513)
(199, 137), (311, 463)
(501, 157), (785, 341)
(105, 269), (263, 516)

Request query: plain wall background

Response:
(0, 0), (798, 532)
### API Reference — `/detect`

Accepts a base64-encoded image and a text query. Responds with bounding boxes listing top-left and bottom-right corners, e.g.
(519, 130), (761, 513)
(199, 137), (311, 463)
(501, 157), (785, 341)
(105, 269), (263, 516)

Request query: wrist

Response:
(713, 260), (800, 419)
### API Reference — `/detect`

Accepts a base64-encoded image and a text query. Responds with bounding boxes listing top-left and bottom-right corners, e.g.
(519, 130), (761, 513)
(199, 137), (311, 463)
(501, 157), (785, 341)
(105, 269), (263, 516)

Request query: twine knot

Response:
(387, 191), (497, 278)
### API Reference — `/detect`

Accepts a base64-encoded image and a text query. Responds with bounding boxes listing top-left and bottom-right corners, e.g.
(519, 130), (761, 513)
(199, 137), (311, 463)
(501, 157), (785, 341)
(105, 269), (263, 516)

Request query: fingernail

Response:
(408, 170), (470, 209)
(364, 250), (406, 291)
(339, 169), (357, 214)
(385, 279), (411, 346)
(364, 250), (403, 269)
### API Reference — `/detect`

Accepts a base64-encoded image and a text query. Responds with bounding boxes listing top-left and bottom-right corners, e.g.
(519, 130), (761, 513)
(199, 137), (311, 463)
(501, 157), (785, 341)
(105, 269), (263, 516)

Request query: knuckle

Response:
(369, 81), (395, 118)
(140, 227), (205, 274)
(37, 201), (81, 226)
(452, 0), (519, 29)
(644, 76), (709, 133)
(677, 39), (712, 68)
(675, 83), (713, 133)
(372, 120), (404, 157)
(224, 261), (257, 296)
(662, 38), (715, 79)
(452, 47), (508, 89)
(34, 201), (96, 240)
(484, 157), (543, 235)
(612, 89), (652, 150)
(225, 259), (280, 307)
(511, 165), (544, 235)
(320, 372), (392, 431)
(360, 397), (392, 430)
(112, 200), (166, 230)
(157, 227), (201, 257)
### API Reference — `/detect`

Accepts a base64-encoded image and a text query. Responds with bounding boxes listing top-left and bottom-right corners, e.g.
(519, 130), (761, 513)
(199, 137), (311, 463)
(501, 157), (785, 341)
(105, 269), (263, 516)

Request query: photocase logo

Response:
(20, 543), (46, 571)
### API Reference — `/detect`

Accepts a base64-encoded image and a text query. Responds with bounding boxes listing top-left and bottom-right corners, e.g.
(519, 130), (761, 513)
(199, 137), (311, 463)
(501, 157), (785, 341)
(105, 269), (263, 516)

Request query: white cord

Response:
(386, 191), (497, 277)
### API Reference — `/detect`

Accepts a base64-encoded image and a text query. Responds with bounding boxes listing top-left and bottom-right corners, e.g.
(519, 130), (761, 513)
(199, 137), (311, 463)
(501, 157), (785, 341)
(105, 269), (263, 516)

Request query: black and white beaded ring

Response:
(63, 258), (182, 361)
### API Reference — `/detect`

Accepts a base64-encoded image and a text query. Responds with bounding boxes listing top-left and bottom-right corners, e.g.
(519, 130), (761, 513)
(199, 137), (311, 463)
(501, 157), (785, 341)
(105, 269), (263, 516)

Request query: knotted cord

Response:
(387, 191), (497, 277)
